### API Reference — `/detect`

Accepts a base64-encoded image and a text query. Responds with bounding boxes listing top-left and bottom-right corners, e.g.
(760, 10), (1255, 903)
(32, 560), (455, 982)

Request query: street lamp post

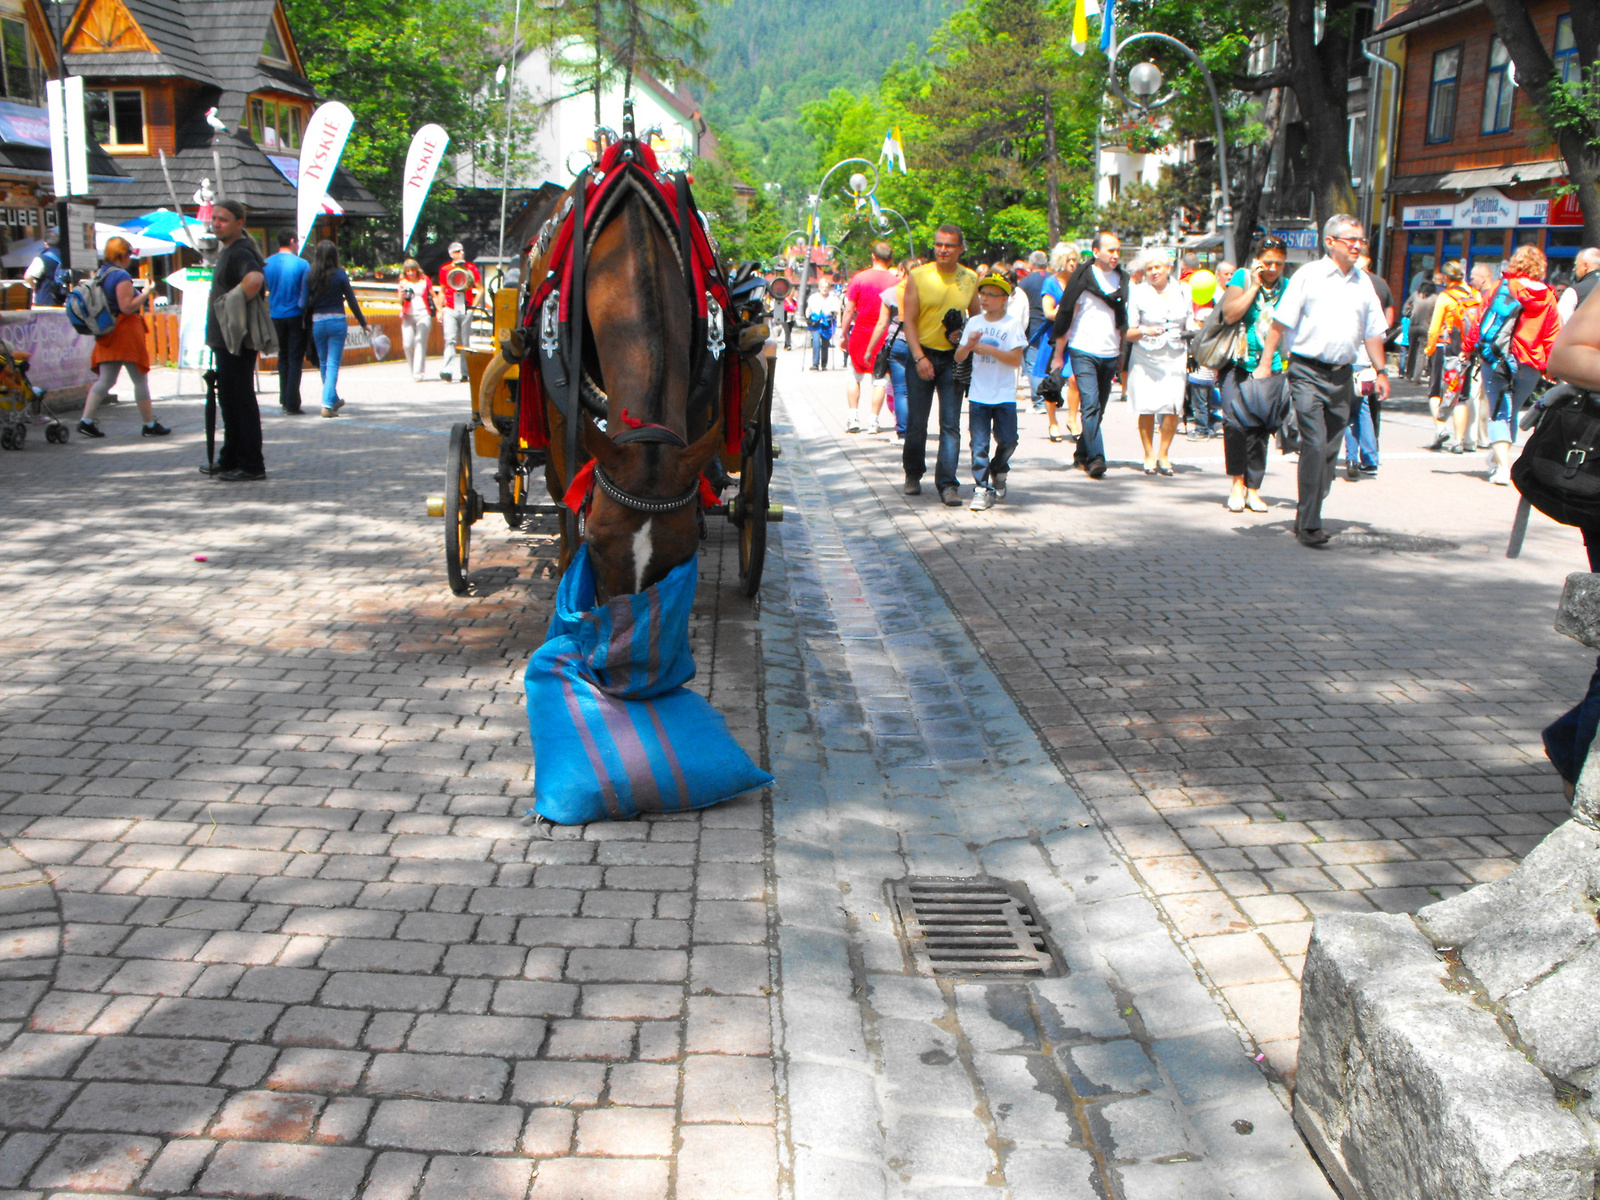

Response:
(873, 207), (915, 259)
(1106, 32), (1235, 265)
(792, 157), (879, 357)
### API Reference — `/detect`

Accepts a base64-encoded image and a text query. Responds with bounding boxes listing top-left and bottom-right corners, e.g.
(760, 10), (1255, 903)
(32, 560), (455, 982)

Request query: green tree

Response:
(285, 0), (506, 264)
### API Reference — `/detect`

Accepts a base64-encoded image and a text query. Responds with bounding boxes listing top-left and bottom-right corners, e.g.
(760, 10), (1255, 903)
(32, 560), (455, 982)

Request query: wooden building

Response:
(61, 0), (382, 248)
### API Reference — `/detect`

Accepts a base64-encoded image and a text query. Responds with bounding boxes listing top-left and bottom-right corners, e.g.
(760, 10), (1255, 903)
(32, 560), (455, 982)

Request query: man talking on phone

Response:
(1255, 215), (1389, 548)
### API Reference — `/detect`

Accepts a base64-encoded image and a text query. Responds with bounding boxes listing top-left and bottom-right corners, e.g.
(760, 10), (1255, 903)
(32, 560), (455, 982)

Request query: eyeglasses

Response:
(1258, 237), (1287, 250)
(1329, 235), (1367, 247)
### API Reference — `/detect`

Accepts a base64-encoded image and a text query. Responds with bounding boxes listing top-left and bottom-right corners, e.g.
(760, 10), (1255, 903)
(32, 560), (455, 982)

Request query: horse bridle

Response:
(591, 420), (701, 514)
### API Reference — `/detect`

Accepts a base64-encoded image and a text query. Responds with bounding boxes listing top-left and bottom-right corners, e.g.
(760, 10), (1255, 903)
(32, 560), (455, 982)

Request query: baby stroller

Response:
(0, 342), (61, 449)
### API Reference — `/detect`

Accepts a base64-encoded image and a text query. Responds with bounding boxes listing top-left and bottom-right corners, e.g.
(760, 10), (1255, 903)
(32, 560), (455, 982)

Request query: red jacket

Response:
(1505, 272), (1561, 373)
(439, 259), (480, 310)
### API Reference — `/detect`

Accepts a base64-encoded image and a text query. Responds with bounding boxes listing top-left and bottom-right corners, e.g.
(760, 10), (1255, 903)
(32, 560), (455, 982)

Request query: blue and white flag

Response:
(1100, 0), (1116, 52)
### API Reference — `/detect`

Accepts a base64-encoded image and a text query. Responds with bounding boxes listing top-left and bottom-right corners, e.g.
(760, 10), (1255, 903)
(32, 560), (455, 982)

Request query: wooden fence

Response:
(142, 309), (447, 369)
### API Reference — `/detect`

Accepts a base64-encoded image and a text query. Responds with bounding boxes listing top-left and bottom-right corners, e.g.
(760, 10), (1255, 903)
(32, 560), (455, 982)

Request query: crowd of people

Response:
(60, 202), (484, 482)
(794, 217), (1600, 543)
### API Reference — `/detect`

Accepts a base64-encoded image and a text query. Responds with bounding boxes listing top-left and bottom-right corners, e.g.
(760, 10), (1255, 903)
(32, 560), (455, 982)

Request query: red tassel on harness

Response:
(698, 475), (722, 508)
(563, 460), (597, 514)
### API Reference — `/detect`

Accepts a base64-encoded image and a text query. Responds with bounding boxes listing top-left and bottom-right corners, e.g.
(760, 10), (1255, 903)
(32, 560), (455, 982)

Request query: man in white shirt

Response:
(1559, 248), (1600, 326)
(956, 275), (1027, 510)
(1255, 214), (1389, 547)
(1049, 231), (1127, 479)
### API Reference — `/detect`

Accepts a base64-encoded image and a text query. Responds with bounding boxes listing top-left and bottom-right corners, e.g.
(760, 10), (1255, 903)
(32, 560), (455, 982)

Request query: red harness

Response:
(516, 139), (742, 465)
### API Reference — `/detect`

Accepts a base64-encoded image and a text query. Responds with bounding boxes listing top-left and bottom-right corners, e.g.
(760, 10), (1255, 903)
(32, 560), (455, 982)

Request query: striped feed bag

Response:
(525, 546), (772, 824)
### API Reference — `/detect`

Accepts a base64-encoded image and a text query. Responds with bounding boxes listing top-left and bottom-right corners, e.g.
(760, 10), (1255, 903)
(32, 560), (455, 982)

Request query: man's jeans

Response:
(1068, 349), (1116, 466)
(1343, 393), (1381, 471)
(272, 316), (305, 412)
(969, 402), (1017, 489)
(903, 347), (960, 490)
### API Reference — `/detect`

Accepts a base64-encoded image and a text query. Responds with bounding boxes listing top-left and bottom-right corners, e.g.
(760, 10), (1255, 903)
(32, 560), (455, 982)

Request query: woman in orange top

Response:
(77, 236), (168, 439)
(1423, 259), (1479, 451)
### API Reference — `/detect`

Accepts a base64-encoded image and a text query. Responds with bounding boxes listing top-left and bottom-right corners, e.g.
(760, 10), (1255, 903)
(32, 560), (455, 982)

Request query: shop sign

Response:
(1517, 198), (1549, 225)
(1270, 229), (1320, 250)
(1454, 188), (1517, 228)
(1402, 203), (1453, 228)
(1550, 193), (1584, 226)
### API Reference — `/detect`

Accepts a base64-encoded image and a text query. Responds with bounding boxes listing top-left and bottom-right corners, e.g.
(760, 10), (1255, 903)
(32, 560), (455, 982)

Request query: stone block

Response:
(366, 1099), (523, 1153)
(677, 1125), (778, 1200)
(211, 1089), (324, 1141)
(365, 1052), (508, 1102)
(406, 1013), (546, 1058)
(27, 1132), (158, 1193)
(1295, 911), (1594, 1200)
(1554, 572), (1600, 650)
(198, 1141), (370, 1200)
(576, 1107), (675, 1156)
(56, 1082), (223, 1136)
(529, 1157), (669, 1200)
(418, 1155), (533, 1200)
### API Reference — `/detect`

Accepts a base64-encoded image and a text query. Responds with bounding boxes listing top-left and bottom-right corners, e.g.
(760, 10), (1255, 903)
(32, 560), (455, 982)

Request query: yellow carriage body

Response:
(464, 287), (523, 459)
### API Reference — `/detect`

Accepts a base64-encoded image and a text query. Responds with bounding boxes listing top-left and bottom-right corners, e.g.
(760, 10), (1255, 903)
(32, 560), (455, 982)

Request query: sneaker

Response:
(217, 468), (266, 482)
(77, 419), (104, 438)
(1449, 442), (1466, 455)
(939, 485), (961, 507)
(1086, 457), (1107, 479)
(867, 418), (881, 435)
(1429, 430), (1449, 451)
(902, 478), (921, 495)
(322, 408), (337, 418)
(970, 488), (995, 511)
(439, 372), (453, 383)
(1490, 466), (1512, 486)
(1345, 460), (1359, 482)
(1359, 465), (1378, 477)
(991, 473), (1007, 500)
(198, 464), (223, 476)
(142, 422), (171, 437)
(845, 414), (860, 434)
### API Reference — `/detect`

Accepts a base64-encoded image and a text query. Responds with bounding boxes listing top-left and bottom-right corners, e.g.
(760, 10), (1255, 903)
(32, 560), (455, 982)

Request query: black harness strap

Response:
(565, 170), (590, 501)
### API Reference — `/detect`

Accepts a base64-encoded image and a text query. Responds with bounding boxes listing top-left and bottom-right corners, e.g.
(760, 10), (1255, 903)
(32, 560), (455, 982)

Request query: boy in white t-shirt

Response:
(955, 275), (1027, 510)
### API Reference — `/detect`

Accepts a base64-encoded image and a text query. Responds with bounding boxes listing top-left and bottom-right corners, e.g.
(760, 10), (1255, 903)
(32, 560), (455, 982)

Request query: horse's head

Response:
(579, 416), (721, 602)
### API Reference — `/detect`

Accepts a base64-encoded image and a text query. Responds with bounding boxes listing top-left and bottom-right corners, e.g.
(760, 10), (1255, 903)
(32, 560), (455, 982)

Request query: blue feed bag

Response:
(526, 546), (773, 825)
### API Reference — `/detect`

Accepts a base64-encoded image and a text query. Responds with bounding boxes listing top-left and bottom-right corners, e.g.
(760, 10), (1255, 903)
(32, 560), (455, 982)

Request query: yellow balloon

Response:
(1189, 270), (1217, 306)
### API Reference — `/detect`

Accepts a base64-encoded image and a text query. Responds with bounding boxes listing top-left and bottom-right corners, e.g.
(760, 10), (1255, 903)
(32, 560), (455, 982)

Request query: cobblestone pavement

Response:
(0, 364), (775, 1200)
(782, 352), (1585, 1083)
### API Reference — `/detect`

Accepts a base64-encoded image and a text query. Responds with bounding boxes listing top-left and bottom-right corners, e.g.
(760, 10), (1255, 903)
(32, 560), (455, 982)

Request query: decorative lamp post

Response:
(792, 157), (879, 350)
(873, 206), (915, 259)
(1105, 32), (1235, 265)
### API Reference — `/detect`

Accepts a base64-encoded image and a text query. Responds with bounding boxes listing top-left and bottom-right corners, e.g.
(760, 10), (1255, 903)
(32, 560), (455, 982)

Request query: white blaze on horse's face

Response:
(631, 519), (654, 595)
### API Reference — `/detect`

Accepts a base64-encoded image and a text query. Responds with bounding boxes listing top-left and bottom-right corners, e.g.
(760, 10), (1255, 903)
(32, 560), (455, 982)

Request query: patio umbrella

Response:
(122, 209), (208, 248)
(96, 223), (179, 258)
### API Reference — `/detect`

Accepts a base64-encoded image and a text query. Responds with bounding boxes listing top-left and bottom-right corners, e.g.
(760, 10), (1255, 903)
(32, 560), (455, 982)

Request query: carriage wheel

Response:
(444, 422), (475, 596)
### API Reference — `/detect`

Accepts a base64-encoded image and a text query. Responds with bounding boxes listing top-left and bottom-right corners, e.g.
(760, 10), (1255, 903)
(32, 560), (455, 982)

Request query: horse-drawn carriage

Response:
(428, 106), (785, 601)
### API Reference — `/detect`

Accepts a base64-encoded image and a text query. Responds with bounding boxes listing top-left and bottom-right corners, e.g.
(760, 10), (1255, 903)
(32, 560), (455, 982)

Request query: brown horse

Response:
(482, 176), (727, 600)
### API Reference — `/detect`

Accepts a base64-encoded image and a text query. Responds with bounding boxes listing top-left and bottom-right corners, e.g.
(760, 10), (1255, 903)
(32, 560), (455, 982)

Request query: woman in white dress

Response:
(1123, 249), (1194, 475)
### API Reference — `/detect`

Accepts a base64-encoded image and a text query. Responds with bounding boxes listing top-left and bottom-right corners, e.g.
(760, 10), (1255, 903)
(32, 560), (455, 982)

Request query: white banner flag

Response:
(46, 76), (89, 198)
(296, 101), (354, 252)
(401, 124), (450, 251)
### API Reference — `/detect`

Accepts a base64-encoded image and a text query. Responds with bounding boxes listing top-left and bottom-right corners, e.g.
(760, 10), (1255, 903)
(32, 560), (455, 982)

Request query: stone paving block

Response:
(578, 985), (680, 1020)
(544, 1019), (636, 1061)
(74, 1036), (229, 1084)
(364, 1052), (508, 1102)
(197, 1141), (371, 1200)
(564, 950), (686, 983)
(677, 1125), (779, 1200)
(136, 1137), (214, 1195)
(527, 1157), (669, 1200)
(320, 973), (450, 1011)
(417, 1156), (534, 1200)
(366, 1099), (523, 1153)
(511, 1061), (605, 1107)
(681, 1054), (774, 1124)
(521, 1107), (576, 1156)
(685, 996), (770, 1056)
(360, 1151), (426, 1200)
(134, 998), (280, 1041)
(884, 1113), (994, 1184)
(272, 1006), (369, 1049)
(0, 1081), (77, 1129)
(1005, 1147), (1101, 1200)
(689, 945), (770, 996)
(211, 1089), (324, 1140)
(267, 1048), (368, 1093)
(575, 1107), (674, 1156)
(406, 1013), (545, 1057)
(233, 966), (327, 1004)
(57, 1082), (223, 1136)
(1189, 932), (1290, 987)
(26, 1132), (159, 1193)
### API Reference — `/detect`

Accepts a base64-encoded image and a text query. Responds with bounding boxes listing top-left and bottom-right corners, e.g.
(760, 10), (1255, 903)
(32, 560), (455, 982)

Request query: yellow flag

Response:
(1072, 0), (1089, 54)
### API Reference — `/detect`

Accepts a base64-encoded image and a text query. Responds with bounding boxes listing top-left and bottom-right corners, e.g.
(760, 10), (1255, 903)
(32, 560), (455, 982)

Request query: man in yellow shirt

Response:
(901, 223), (981, 505)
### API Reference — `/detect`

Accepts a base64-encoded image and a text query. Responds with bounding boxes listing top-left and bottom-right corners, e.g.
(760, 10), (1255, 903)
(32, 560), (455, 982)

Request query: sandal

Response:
(1245, 496), (1269, 513)
(1143, 461), (1157, 475)
(1157, 462), (1174, 476)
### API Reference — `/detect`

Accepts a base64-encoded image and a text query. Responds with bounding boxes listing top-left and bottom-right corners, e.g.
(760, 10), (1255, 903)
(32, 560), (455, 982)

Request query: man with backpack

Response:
(24, 233), (65, 307)
(1470, 245), (1561, 486)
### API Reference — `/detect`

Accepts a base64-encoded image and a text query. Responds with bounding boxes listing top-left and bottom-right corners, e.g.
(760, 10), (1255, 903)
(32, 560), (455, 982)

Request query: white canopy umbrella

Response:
(95, 222), (179, 258)
(1, 237), (45, 269)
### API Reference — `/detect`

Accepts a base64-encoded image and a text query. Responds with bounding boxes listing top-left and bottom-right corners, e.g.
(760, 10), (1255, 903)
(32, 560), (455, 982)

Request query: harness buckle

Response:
(706, 295), (725, 362)
(540, 291), (560, 359)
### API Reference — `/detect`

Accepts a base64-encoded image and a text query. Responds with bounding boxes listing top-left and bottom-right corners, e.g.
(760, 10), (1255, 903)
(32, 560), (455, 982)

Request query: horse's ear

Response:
(673, 420), (722, 490)
(581, 417), (626, 473)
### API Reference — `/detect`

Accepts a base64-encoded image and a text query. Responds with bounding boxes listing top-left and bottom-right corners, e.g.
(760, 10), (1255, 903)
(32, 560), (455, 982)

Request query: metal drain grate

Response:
(891, 877), (1054, 976)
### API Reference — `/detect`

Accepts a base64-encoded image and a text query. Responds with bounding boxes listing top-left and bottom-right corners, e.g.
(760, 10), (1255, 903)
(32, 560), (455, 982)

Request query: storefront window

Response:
(1405, 232), (1438, 295)
(1443, 230), (1465, 268)
(1468, 230), (1506, 274)
(86, 88), (145, 149)
(1427, 46), (1460, 143)
(1548, 229), (1583, 282)
(1554, 16), (1579, 85)
(1481, 38), (1513, 134)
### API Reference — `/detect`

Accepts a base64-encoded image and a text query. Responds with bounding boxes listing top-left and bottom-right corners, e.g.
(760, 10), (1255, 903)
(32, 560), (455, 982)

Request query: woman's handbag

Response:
(1192, 302), (1246, 371)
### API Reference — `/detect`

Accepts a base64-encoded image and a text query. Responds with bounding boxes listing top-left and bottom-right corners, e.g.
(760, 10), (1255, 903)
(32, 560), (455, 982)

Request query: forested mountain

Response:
(695, 0), (955, 217)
